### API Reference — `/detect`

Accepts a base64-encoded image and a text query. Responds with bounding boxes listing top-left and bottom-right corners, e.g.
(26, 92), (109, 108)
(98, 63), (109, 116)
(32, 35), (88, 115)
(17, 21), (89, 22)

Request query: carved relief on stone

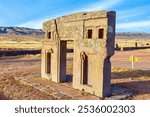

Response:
(80, 51), (88, 84)
(80, 51), (86, 61)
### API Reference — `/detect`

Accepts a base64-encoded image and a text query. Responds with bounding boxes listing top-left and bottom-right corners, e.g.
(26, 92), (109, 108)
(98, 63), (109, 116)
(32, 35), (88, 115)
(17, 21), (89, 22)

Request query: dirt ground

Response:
(111, 49), (150, 70)
(111, 49), (150, 99)
(0, 58), (55, 100)
(0, 49), (150, 100)
(0, 55), (99, 100)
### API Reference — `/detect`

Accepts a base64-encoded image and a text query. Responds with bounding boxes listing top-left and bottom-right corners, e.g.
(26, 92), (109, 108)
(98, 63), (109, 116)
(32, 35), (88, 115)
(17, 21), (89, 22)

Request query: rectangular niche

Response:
(83, 57), (88, 84)
(46, 52), (51, 74)
(87, 29), (92, 39)
(47, 31), (51, 39)
(98, 29), (104, 39)
(80, 52), (88, 84)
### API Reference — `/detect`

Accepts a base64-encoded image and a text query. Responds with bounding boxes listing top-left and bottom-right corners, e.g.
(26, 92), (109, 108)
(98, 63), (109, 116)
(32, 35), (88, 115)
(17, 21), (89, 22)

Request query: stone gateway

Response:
(41, 10), (116, 98)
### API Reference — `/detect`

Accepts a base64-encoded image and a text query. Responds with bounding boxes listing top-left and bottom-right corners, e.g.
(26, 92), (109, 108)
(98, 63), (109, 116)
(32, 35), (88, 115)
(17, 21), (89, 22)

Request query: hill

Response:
(0, 27), (44, 49)
(0, 26), (150, 49)
(1, 26), (150, 39)
(0, 26), (150, 39)
(116, 32), (150, 39)
(0, 26), (44, 36)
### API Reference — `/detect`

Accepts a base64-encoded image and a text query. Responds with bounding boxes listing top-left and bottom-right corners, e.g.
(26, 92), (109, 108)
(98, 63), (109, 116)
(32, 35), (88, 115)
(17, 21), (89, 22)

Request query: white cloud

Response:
(116, 5), (150, 32)
(117, 5), (150, 20)
(80, 0), (121, 11)
(18, 19), (44, 29)
(117, 20), (150, 29)
(18, 0), (121, 29)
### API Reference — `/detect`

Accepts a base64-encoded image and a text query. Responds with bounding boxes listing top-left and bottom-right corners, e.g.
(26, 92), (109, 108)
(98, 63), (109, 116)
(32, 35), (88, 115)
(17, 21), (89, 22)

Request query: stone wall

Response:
(41, 10), (116, 98)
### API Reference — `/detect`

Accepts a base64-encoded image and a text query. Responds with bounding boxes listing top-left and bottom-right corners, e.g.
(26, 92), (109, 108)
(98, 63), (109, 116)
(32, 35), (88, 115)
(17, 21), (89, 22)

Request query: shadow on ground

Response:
(114, 80), (150, 94)
(112, 69), (150, 99)
(0, 91), (10, 100)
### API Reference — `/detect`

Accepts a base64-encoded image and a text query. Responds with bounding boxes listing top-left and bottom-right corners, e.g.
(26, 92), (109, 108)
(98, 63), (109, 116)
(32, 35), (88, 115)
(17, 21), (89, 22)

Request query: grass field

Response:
(0, 41), (42, 49)
(0, 34), (43, 49)
(1, 34), (150, 50)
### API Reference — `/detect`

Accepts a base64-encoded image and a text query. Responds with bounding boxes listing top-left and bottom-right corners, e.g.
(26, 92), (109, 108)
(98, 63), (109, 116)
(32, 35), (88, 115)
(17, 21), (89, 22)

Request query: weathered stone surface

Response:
(50, 92), (67, 99)
(41, 10), (116, 98)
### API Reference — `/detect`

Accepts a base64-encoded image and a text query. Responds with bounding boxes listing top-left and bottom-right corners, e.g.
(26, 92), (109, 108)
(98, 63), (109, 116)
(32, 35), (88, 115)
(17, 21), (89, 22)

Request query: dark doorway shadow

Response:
(66, 74), (73, 83)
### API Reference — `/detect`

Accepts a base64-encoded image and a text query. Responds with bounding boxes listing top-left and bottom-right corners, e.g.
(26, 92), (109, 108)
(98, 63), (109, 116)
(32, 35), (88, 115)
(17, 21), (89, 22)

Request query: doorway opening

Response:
(60, 40), (74, 83)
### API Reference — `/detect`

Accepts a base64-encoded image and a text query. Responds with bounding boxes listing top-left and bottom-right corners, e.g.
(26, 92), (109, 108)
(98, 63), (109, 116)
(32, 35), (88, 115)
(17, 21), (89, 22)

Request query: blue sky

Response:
(0, 0), (150, 32)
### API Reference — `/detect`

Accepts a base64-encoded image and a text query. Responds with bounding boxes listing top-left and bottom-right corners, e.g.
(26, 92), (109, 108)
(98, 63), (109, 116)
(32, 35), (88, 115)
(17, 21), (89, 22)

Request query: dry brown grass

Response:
(1, 34), (150, 50)
(0, 34), (43, 49)
(0, 34), (43, 41)
(0, 41), (42, 49)
(0, 73), (55, 100)
(116, 38), (150, 47)
(112, 67), (150, 80)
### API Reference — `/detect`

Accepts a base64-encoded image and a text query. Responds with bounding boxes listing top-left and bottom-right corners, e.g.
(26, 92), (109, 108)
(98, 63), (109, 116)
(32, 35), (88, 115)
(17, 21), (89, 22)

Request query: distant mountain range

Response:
(0, 26), (150, 39)
(0, 26), (44, 36)
(116, 32), (150, 39)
